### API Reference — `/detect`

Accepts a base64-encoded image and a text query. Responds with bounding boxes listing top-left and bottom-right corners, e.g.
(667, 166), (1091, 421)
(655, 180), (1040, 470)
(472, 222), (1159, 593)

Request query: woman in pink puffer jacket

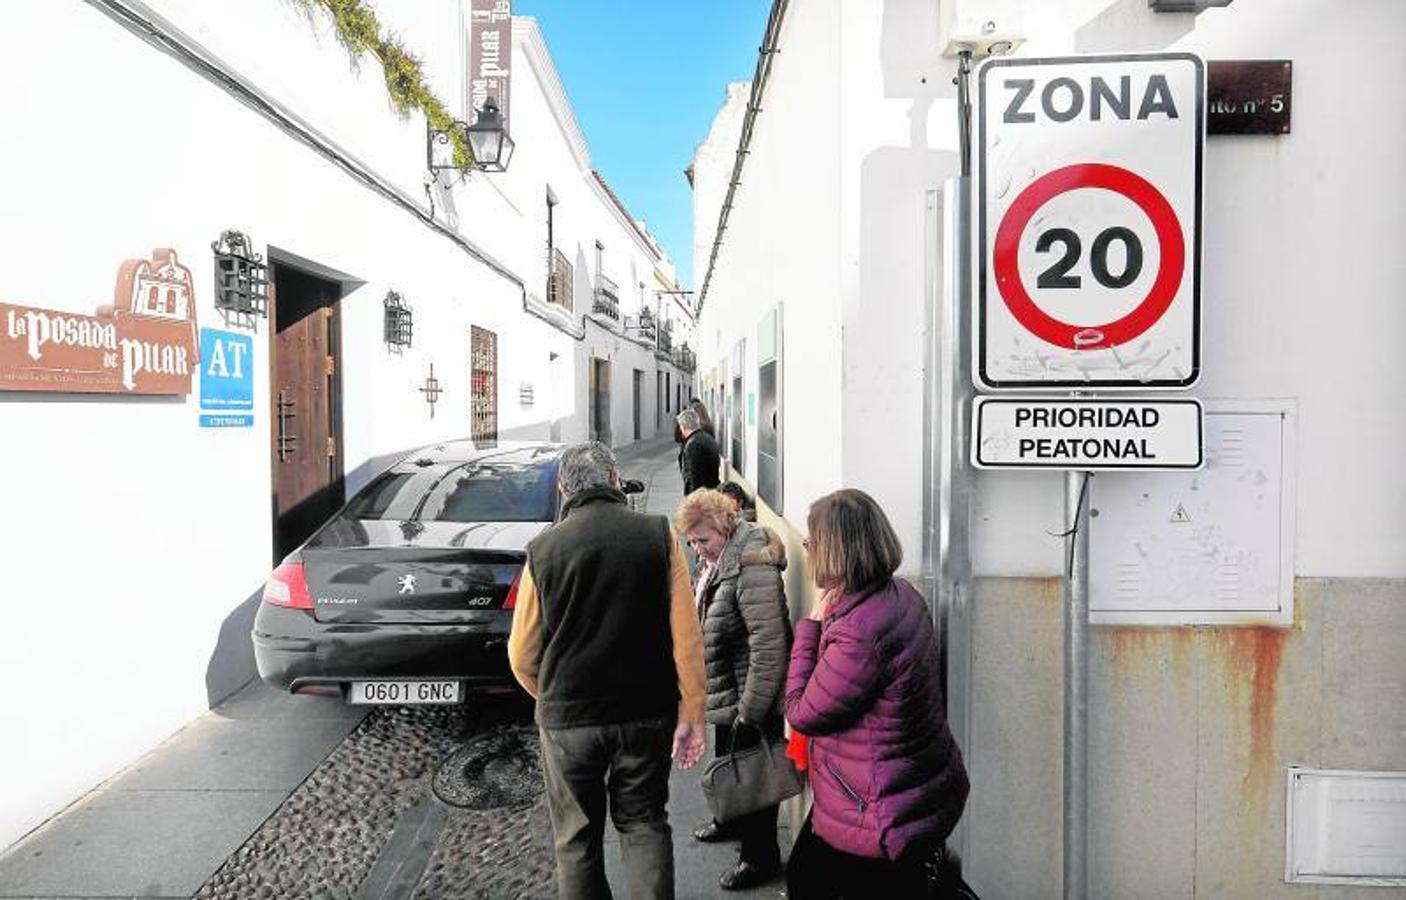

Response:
(785, 489), (969, 898)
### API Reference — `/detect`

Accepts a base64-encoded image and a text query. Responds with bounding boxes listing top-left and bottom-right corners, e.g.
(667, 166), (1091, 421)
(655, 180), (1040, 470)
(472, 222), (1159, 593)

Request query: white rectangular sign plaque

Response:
(975, 53), (1204, 390)
(973, 397), (1203, 470)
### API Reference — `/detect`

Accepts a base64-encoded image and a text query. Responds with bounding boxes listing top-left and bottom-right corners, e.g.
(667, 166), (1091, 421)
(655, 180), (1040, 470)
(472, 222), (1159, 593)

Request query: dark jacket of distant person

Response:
(681, 428), (722, 495)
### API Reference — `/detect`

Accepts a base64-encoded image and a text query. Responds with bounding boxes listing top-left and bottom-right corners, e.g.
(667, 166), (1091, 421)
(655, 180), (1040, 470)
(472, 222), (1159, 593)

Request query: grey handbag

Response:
(701, 723), (804, 823)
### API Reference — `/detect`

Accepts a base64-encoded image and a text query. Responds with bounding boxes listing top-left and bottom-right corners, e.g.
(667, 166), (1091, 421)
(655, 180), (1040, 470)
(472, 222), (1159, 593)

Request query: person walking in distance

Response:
(715, 482), (756, 522)
(784, 489), (969, 899)
(508, 442), (707, 900)
(676, 489), (791, 890)
(676, 398), (716, 471)
(677, 410), (721, 495)
(688, 398), (716, 438)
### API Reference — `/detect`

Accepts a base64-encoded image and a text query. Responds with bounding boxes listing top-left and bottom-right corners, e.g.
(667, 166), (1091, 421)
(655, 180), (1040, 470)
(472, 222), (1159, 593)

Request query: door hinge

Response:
(326, 436), (337, 458)
(324, 355), (336, 376)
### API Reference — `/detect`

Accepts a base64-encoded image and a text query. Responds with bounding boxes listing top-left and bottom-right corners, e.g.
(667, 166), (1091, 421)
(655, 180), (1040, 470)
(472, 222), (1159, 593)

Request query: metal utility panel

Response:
(1089, 401), (1296, 625)
(1286, 768), (1406, 886)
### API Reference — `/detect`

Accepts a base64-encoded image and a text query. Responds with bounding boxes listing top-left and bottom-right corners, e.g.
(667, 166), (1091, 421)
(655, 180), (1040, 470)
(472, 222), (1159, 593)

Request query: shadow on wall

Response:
(1075, 0), (1195, 53)
(205, 586), (264, 708)
(880, 0), (954, 148)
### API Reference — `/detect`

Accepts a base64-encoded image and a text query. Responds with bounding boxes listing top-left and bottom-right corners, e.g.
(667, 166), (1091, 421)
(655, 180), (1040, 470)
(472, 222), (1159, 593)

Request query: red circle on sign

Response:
(993, 163), (1185, 350)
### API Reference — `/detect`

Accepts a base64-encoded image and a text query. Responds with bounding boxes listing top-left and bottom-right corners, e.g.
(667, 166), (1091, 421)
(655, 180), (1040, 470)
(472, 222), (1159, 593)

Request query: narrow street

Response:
(1, 436), (785, 900)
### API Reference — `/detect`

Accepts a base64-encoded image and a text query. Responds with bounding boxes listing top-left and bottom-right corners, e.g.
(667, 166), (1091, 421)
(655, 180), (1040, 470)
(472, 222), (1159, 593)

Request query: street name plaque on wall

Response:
(1207, 60), (1291, 135)
(0, 248), (200, 395)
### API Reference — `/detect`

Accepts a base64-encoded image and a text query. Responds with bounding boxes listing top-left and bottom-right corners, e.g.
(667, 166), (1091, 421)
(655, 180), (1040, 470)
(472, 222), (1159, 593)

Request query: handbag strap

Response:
(725, 720), (774, 784)
(727, 719), (763, 748)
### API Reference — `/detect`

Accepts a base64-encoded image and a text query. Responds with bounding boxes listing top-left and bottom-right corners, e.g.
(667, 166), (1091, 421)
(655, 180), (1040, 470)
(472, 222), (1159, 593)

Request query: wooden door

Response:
(271, 267), (342, 561)
(632, 369), (643, 441)
(589, 358), (611, 445)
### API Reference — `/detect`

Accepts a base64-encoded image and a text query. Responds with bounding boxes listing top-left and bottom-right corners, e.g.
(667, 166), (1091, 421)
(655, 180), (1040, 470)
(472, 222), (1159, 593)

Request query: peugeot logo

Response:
(397, 574), (417, 595)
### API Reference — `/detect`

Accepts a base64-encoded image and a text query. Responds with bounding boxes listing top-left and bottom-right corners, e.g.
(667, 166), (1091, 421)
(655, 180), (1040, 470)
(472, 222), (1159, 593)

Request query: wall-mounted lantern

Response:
(383, 290), (413, 349)
(467, 99), (515, 172)
(211, 230), (268, 324)
(427, 99), (516, 176)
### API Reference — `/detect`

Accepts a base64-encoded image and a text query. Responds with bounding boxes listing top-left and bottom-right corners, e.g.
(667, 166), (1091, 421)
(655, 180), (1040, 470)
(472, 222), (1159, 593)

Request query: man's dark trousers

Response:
(539, 713), (678, 899)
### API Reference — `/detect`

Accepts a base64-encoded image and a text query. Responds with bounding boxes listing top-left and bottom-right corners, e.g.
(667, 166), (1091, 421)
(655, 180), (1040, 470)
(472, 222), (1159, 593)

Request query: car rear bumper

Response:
(252, 603), (517, 696)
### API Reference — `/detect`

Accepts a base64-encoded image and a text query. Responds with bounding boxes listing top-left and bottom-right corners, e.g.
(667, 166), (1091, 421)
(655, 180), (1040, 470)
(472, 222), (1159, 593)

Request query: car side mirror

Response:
(621, 478), (646, 495)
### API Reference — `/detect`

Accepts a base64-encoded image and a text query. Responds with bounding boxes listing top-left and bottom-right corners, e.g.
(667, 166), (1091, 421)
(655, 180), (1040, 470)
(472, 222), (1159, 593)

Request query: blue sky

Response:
(515, 1), (770, 289)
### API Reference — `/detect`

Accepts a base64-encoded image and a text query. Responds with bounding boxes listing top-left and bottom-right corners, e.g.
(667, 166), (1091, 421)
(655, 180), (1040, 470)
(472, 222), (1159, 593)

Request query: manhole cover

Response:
(433, 725), (543, 810)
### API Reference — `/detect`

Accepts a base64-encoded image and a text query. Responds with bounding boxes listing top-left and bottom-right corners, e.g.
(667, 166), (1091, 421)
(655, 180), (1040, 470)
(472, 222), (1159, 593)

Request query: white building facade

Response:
(693, 0), (1405, 896)
(0, 0), (694, 850)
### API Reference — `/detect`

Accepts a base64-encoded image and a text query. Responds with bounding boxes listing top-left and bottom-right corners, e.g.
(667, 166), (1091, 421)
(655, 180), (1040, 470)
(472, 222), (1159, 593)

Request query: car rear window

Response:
(342, 462), (558, 523)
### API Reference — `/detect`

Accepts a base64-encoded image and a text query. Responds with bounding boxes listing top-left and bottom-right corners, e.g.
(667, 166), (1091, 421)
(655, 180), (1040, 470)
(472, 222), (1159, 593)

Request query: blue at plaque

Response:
(199, 328), (254, 413)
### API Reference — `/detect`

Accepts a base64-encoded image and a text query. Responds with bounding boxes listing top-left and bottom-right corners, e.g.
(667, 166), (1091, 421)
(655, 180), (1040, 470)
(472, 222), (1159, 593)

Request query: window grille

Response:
(383, 291), (413, 349)
(471, 326), (498, 442)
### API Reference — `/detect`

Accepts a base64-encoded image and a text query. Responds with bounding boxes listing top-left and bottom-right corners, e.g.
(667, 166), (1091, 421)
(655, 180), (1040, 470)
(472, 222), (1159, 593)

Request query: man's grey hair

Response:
(558, 441), (618, 496)
(677, 410), (701, 431)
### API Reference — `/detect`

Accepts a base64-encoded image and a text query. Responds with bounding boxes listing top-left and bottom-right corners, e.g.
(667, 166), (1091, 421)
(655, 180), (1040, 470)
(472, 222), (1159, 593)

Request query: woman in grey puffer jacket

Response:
(676, 489), (792, 891)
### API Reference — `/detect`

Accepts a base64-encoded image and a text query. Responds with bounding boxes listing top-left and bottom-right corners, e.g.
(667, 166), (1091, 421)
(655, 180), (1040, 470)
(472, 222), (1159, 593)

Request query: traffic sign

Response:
(975, 53), (1204, 390)
(972, 397), (1203, 471)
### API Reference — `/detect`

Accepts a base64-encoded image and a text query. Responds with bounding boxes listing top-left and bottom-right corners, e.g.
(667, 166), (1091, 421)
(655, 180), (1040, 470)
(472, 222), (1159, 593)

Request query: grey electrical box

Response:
(1089, 401), (1296, 626)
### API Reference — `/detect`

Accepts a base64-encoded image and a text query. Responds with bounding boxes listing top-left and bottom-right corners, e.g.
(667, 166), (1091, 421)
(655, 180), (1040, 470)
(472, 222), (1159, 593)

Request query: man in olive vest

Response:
(509, 441), (707, 900)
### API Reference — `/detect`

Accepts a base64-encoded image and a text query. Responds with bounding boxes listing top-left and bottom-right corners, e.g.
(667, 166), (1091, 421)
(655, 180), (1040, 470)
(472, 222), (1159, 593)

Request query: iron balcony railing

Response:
(673, 343), (697, 373)
(593, 273), (620, 320)
(547, 248), (573, 311)
(656, 321), (674, 355)
(637, 307), (658, 341)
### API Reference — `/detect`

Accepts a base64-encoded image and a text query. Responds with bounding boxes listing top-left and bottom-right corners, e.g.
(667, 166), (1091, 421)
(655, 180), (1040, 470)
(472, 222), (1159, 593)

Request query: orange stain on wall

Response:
(1211, 626), (1291, 808)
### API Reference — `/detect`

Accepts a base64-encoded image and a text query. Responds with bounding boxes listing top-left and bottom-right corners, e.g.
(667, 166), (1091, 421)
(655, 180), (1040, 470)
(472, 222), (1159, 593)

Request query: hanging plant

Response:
(289, 0), (473, 168)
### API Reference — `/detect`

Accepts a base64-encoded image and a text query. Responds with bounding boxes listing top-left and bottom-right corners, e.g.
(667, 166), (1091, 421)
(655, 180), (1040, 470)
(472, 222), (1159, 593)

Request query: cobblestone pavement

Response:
(194, 437), (791, 900)
(194, 699), (555, 900)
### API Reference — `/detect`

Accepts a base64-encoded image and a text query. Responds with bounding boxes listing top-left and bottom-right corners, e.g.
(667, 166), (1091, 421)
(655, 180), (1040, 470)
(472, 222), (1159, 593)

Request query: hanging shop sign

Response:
(972, 397), (1203, 471)
(199, 327), (254, 428)
(1207, 60), (1291, 135)
(468, 0), (512, 126)
(975, 53), (1204, 390)
(1, 248), (199, 395)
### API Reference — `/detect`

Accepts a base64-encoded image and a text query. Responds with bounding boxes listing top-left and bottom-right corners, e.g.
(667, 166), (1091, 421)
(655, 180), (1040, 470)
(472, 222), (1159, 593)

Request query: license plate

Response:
(348, 680), (462, 705)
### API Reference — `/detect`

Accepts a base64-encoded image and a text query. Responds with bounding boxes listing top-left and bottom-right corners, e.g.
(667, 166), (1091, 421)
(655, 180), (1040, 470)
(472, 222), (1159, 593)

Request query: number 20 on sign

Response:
(974, 53), (1204, 390)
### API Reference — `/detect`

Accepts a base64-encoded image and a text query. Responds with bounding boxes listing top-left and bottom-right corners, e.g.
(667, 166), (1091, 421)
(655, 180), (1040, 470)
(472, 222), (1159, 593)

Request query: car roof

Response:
(386, 440), (566, 475)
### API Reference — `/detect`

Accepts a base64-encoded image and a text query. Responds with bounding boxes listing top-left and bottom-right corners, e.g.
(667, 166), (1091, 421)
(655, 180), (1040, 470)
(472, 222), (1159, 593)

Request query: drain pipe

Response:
(694, 0), (790, 314)
(923, 48), (977, 864)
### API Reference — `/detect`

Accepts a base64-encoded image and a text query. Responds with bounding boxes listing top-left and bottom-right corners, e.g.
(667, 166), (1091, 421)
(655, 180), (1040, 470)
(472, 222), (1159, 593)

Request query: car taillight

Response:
(263, 561), (314, 610)
(503, 570), (523, 610)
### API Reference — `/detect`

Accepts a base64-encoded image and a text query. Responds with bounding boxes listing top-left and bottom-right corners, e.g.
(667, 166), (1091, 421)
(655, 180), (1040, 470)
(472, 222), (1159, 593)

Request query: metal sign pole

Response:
(1063, 469), (1091, 899)
(927, 47), (978, 865)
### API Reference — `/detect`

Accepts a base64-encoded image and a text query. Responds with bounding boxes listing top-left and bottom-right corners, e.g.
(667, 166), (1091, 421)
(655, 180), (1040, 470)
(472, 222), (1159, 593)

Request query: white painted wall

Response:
(0, 0), (685, 850)
(695, 0), (846, 530)
(697, 0), (1406, 580)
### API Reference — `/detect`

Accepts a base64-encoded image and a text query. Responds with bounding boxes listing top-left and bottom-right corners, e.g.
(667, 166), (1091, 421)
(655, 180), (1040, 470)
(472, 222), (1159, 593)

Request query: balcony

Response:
(656, 320), (674, 355)
(547, 248), (573, 311)
(674, 343), (697, 374)
(635, 307), (658, 341)
(593, 274), (620, 321)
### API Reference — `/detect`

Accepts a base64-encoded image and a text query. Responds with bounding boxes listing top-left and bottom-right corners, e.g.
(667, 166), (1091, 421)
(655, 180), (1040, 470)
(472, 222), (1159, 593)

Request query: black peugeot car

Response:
(253, 440), (641, 706)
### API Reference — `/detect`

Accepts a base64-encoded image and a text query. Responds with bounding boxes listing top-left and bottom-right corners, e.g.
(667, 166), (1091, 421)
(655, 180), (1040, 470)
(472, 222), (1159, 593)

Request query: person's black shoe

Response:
(719, 859), (781, 891)
(693, 820), (737, 843)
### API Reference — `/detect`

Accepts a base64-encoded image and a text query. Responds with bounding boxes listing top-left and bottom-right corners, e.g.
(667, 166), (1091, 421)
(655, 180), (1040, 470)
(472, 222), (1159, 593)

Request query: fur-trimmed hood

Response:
(740, 525), (787, 570)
